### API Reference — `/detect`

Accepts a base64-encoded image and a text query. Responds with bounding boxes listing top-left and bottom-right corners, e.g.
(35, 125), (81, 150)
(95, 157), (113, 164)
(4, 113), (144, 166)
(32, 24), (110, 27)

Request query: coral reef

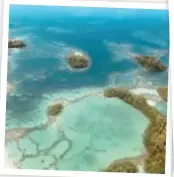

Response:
(104, 88), (148, 113)
(143, 117), (166, 173)
(103, 87), (166, 174)
(67, 51), (89, 69)
(131, 55), (167, 72)
(144, 150), (165, 173)
(8, 39), (26, 48)
(47, 102), (63, 116)
(104, 161), (138, 173)
(157, 86), (168, 101)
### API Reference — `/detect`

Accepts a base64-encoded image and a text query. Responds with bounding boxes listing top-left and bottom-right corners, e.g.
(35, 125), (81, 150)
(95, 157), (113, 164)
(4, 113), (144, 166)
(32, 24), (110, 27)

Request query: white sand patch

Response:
(146, 100), (156, 106)
(130, 87), (164, 105)
(5, 151), (16, 169)
(74, 51), (84, 56)
(137, 163), (145, 173)
(130, 88), (159, 96)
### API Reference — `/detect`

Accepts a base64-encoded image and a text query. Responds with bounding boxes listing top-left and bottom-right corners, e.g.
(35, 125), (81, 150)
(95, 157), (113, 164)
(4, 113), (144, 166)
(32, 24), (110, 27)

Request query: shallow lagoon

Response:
(6, 96), (149, 171)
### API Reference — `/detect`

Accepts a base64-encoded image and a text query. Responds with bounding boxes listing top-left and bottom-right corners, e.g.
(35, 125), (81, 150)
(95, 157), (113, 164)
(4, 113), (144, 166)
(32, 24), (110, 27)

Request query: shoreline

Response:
(5, 86), (166, 172)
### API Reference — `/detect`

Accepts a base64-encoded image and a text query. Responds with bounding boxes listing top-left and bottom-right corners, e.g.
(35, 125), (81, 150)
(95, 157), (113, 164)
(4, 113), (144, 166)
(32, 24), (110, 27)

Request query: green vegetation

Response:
(47, 102), (63, 116)
(104, 161), (138, 173)
(144, 150), (165, 173)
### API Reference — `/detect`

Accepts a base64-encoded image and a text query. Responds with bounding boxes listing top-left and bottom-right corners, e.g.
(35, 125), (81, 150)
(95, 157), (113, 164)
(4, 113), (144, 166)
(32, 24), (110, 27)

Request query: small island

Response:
(67, 51), (90, 69)
(157, 86), (168, 101)
(47, 102), (63, 116)
(8, 39), (26, 48)
(131, 55), (167, 72)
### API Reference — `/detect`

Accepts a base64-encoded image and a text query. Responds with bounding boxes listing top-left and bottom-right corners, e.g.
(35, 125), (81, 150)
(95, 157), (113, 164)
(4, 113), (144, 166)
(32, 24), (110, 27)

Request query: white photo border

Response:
(0, 0), (172, 177)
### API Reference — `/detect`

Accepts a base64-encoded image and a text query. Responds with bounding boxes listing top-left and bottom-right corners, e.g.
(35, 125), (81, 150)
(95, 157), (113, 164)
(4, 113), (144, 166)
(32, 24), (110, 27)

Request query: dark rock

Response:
(132, 55), (167, 72)
(8, 39), (26, 48)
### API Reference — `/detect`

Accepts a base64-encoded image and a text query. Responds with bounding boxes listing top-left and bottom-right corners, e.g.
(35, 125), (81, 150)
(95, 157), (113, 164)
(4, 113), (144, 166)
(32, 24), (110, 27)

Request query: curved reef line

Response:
(103, 88), (166, 174)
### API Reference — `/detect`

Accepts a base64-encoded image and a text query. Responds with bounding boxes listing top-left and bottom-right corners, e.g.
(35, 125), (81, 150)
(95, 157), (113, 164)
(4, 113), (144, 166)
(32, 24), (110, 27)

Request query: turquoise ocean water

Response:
(5, 5), (169, 171)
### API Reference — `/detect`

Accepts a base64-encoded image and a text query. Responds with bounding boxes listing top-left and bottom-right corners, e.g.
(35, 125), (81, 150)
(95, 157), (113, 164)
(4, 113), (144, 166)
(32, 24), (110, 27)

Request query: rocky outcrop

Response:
(67, 51), (89, 69)
(8, 39), (26, 48)
(104, 87), (166, 174)
(104, 161), (138, 173)
(47, 102), (63, 116)
(157, 86), (168, 101)
(131, 55), (167, 72)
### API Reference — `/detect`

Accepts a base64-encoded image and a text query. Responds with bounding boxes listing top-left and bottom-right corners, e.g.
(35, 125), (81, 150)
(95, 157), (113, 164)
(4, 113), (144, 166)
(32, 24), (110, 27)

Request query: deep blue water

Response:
(7, 5), (169, 127)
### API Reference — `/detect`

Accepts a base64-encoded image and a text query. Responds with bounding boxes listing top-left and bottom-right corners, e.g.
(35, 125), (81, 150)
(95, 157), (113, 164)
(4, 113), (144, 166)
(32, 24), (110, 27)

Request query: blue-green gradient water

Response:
(5, 5), (169, 171)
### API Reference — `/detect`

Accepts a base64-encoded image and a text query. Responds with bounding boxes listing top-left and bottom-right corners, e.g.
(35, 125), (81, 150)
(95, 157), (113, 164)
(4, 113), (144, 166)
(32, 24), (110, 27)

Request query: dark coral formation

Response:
(104, 161), (138, 173)
(8, 39), (26, 48)
(104, 88), (166, 174)
(132, 55), (167, 72)
(67, 52), (89, 69)
(47, 102), (63, 116)
(157, 86), (168, 101)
